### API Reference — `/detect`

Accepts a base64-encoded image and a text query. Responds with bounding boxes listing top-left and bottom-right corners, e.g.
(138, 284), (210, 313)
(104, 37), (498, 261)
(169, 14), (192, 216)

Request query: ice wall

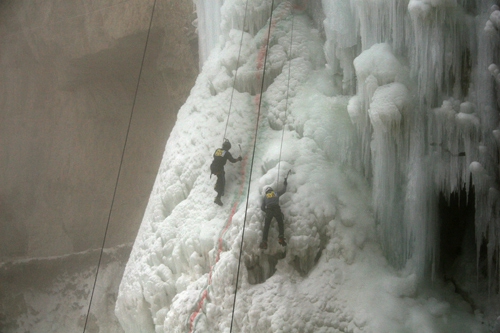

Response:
(193, 0), (223, 68)
(193, 0), (500, 303)
(324, 0), (500, 280)
(117, 0), (499, 332)
(193, 0), (278, 68)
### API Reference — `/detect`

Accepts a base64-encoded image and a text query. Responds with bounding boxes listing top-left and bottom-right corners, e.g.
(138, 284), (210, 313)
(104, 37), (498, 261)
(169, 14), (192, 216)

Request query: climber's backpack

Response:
(210, 148), (226, 176)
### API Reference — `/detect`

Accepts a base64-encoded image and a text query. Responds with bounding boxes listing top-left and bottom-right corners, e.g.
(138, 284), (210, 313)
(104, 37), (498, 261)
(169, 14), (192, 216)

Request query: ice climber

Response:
(210, 139), (242, 206)
(260, 175), (289, 249)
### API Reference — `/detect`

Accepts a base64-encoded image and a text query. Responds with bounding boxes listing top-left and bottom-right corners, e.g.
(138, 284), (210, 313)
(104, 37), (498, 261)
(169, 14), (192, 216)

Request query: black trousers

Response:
(262, 206), (284, 242)
(215, 170), (225, 196)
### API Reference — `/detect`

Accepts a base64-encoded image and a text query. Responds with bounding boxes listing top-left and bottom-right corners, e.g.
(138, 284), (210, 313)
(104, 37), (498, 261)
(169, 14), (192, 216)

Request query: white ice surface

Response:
(116, 2), (489, 332)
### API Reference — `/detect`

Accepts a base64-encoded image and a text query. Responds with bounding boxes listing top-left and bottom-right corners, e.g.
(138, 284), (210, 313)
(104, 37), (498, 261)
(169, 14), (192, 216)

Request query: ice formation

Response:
(116, 0), (500, 332)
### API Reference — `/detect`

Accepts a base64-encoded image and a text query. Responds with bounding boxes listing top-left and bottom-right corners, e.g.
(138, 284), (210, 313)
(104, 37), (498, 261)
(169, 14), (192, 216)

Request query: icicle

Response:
(193, 0), (224, 68)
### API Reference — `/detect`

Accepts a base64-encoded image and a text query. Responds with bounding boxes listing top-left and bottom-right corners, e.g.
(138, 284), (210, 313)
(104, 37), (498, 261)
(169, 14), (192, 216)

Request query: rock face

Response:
(0, 0), (198, 259)
(0, 0), (198, 331)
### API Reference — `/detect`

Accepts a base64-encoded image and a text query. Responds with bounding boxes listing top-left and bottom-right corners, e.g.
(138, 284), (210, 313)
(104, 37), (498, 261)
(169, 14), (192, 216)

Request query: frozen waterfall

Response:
(116, 0), (500, 332)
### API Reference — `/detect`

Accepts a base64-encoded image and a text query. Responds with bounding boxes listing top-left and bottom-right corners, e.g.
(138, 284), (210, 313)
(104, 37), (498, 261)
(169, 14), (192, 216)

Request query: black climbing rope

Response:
(82, 1), (158, 331)
(223, 0), (251, 141)
(229, 1), (278, 332)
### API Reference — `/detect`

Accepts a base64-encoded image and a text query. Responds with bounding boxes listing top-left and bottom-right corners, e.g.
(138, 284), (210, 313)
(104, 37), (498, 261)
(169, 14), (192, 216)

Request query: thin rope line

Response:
(229, 1), (275, 332)
(82, 1), (157, 331)
(223, 0), (251, 140)
(277, 4), (295, 184)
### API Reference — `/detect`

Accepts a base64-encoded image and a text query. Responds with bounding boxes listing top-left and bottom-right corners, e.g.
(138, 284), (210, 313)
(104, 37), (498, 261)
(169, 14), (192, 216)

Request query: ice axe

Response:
(238, 143), (244, 161)
(284, 169), (291, 185)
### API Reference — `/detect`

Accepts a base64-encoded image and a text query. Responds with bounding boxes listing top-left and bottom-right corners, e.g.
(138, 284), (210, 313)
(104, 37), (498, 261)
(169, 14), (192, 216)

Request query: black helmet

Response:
(265, 186), (273, 193)
(222, 139), (231, 150)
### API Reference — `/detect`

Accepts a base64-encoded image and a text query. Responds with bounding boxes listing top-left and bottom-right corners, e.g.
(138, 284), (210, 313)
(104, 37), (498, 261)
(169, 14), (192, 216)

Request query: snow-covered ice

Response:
(1, 245), (130, 333)
(116, 1), (500, 332)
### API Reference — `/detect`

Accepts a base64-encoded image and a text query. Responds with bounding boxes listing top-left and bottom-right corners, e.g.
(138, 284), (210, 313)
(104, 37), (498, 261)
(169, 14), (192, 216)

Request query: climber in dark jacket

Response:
(210, 139), (242, 206)
(260, 176), (288, 249)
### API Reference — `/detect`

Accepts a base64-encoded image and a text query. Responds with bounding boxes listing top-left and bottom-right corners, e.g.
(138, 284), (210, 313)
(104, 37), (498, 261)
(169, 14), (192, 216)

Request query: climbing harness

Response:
(81, 1), (158, 332)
